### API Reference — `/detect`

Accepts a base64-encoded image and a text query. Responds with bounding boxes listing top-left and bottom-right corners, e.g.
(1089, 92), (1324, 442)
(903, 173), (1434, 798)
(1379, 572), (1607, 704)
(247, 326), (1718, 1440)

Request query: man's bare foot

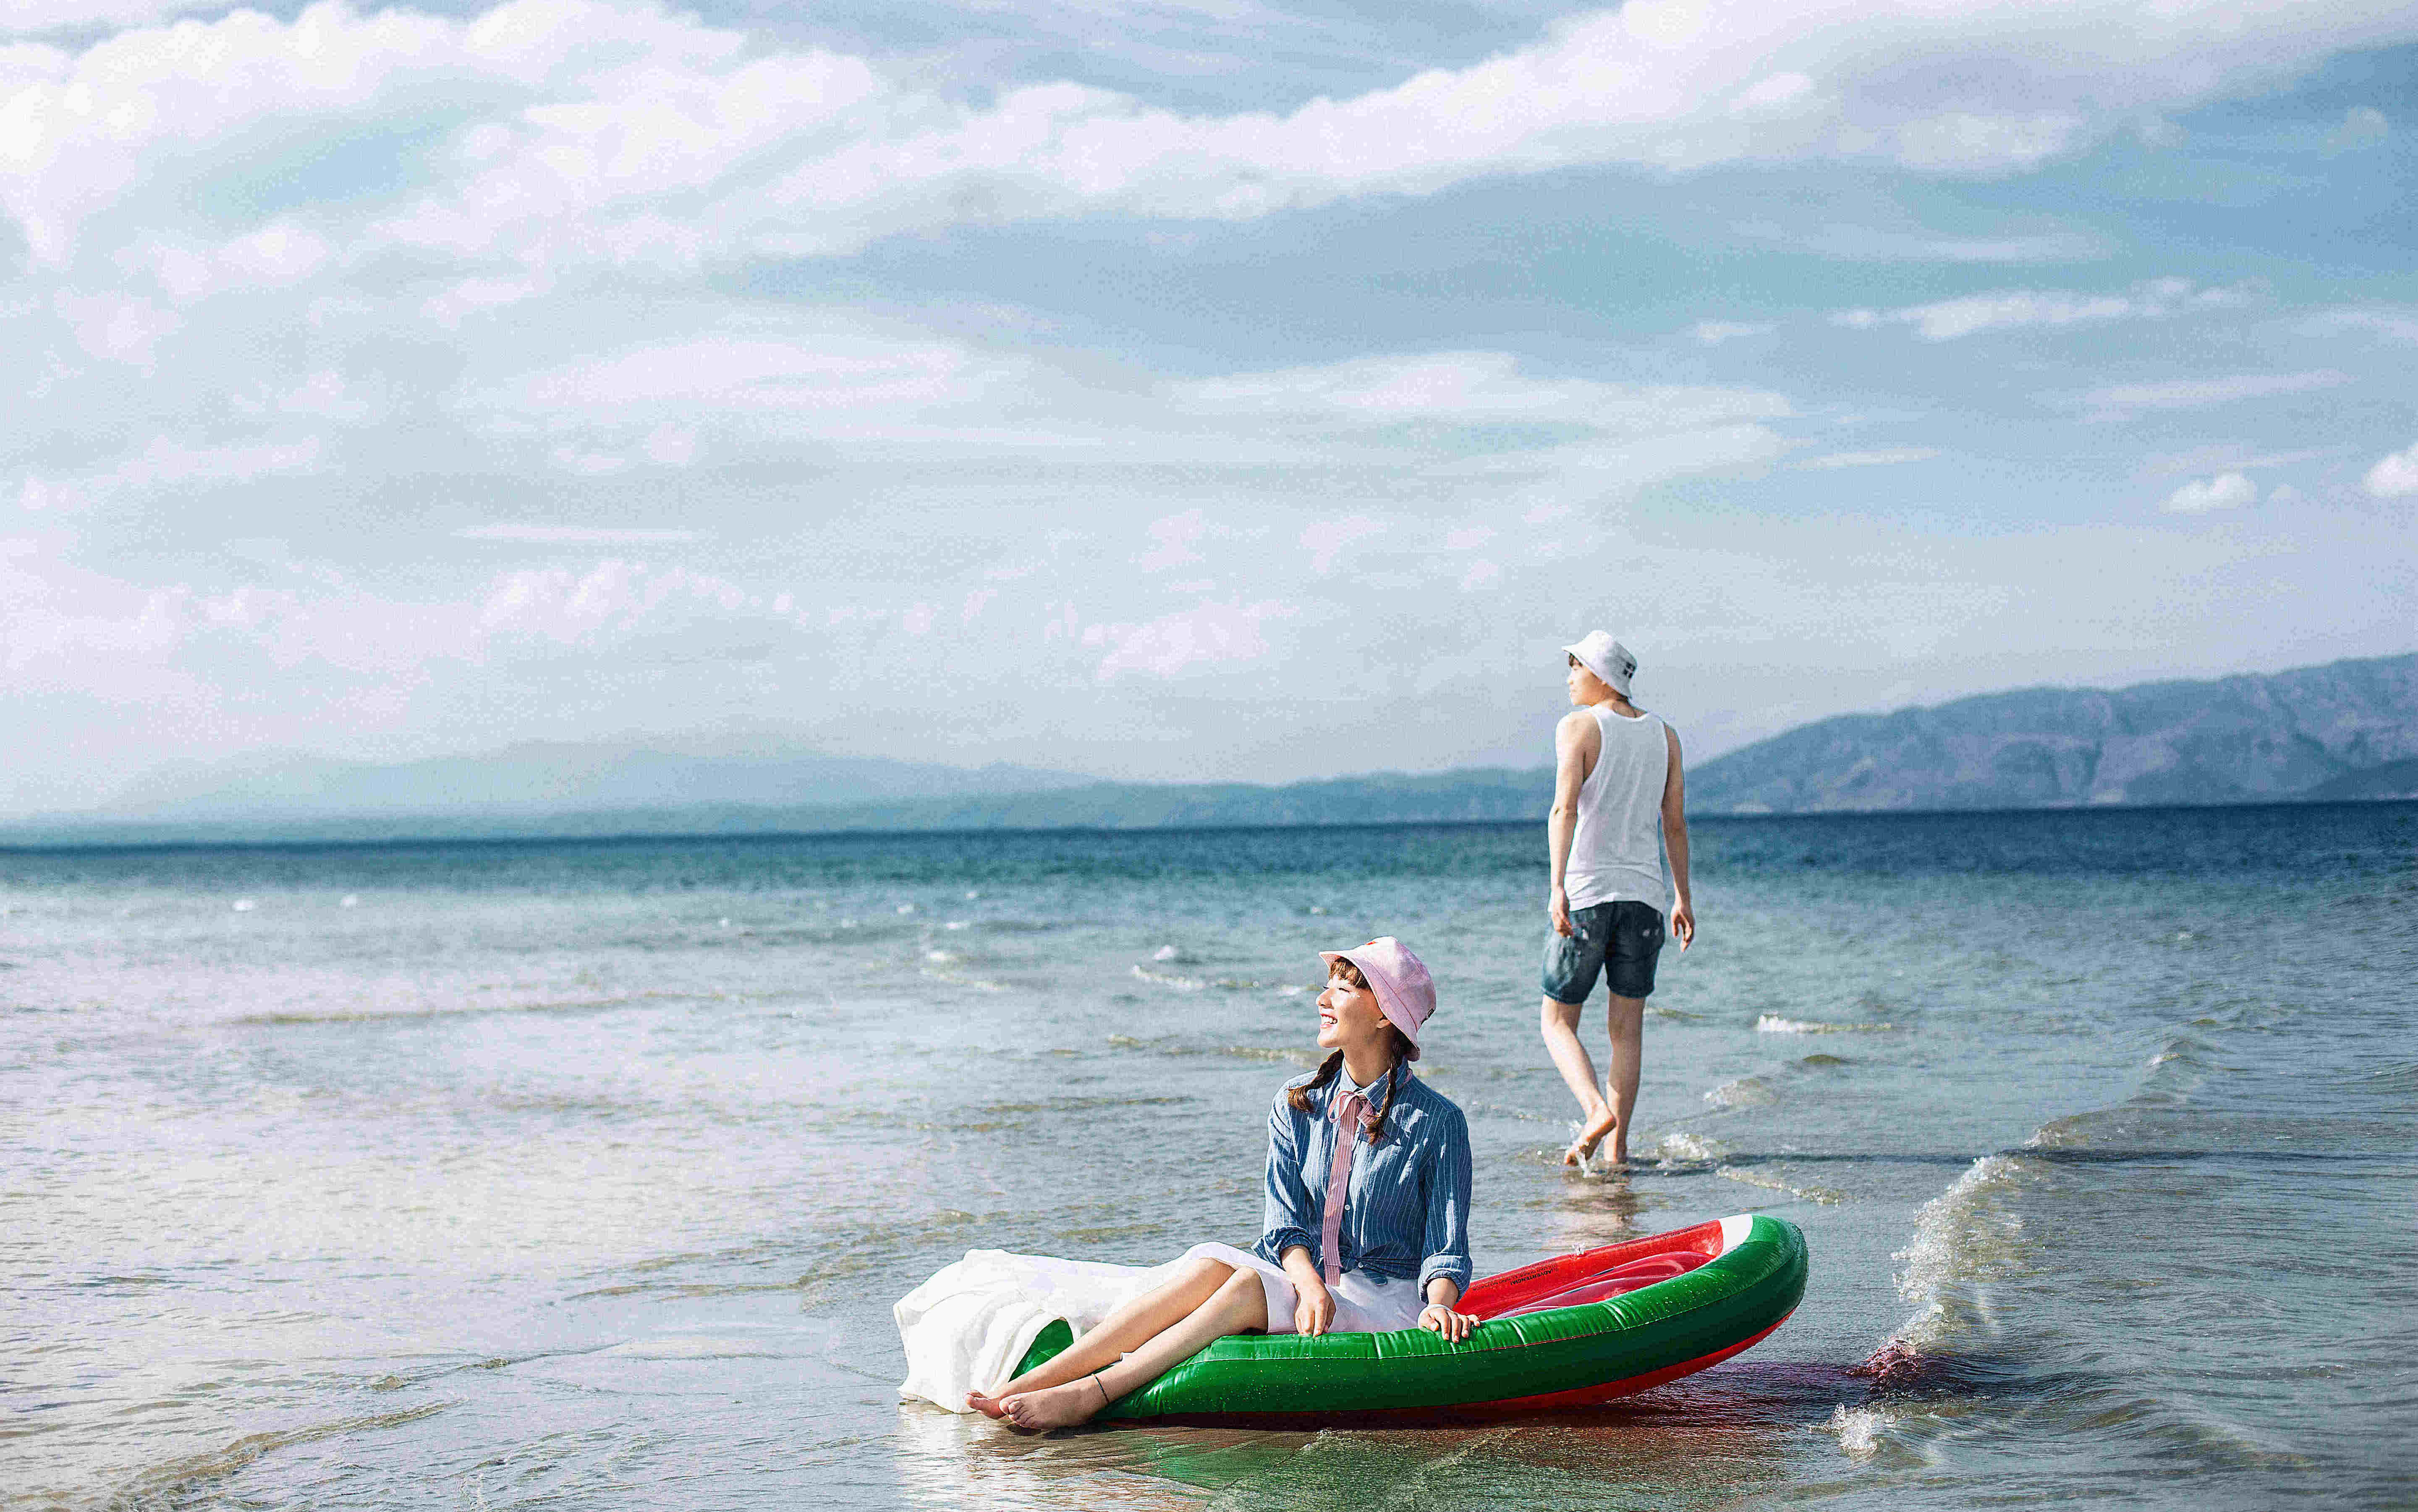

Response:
(965, 1389), (1007, 1419)
(1563, 1108), (1618, 1166)
(999, 1377), (1106, 1432)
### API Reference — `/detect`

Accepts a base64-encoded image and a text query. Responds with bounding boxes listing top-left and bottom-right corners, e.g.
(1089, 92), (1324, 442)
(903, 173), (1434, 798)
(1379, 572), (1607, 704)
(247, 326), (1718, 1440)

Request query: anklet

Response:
(1091, 1374), (1111, 1408)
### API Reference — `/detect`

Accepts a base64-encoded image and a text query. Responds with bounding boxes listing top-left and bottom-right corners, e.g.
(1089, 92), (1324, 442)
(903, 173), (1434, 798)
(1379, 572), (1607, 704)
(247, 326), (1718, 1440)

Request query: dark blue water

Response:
(5, 803), (2413, 1508)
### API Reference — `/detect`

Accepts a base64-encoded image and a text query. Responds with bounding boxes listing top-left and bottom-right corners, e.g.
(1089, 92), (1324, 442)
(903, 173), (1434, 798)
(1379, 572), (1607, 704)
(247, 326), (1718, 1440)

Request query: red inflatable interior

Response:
(1462, 1218), (1725, 1322)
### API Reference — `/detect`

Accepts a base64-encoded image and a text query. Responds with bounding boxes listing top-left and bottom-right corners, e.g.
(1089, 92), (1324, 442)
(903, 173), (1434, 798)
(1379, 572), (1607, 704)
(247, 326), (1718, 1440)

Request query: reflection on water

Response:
(893, 1355), (1861, 1512)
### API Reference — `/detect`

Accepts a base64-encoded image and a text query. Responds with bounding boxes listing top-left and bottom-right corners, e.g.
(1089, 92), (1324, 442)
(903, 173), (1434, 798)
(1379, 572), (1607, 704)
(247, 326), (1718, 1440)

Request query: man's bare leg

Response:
(1542, 996), (1616, 1165)
(999, 1266), (1268, 1431)
(966, 1256), (1232, 1417)
(1603, 992), (1645, 1166)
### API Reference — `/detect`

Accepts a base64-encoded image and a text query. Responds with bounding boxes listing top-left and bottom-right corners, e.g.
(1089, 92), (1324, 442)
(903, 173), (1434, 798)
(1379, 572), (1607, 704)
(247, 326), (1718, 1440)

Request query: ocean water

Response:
(4, 804), (2413, 1509)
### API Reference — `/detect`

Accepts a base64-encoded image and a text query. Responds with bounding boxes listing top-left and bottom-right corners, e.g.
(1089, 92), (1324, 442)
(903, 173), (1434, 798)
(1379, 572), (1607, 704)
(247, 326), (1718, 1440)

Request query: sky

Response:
(3, 0), (2416, 813)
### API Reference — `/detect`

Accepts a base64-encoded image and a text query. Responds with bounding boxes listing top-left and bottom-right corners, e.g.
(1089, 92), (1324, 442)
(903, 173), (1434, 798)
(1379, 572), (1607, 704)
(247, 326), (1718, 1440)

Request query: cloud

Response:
(52, 290), (182, 368)
(1175, 352), (1790, 432)
(1796, 447), (1938, 469)
(477, 557), (755, 643)
(2084, 369), (2350, 420)
(1444, 526), (1493, 549)
(455, 525), (700, 544)
(1139, 509), (1205, 570)
(2163, 472), (2256, 513)
(1301, 516), (1386, 574)
(1743, 223), (2105, 263)
(1459, 560), (1500, 591)
(2329, 105), (2389, 149)
(1090, 598), (1292, 680)
(1834, 277), (2253, 341)
(2364, 441), (2418, 499)
(1689, 320), (1774, 344)
(13, 0), (2418, 280)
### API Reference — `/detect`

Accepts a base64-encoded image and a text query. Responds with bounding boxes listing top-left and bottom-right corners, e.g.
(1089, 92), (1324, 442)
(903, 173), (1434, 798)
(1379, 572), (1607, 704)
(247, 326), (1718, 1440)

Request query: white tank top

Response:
(1565, 706), (1671, 916)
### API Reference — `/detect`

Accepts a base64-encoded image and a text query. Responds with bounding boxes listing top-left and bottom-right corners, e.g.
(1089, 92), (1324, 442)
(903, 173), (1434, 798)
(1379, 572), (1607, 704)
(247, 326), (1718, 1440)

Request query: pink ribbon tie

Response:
(1317, 1088), (1370, 1284)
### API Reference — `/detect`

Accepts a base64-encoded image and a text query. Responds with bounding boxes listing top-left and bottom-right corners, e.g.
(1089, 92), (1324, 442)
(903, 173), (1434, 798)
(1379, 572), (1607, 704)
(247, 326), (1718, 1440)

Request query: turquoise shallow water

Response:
(3, 805), (2413, 1508)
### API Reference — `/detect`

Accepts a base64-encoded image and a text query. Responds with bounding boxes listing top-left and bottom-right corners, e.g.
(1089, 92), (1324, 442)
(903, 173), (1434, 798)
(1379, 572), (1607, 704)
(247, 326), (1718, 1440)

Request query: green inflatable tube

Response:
(1013, 1213), (1807, 1422)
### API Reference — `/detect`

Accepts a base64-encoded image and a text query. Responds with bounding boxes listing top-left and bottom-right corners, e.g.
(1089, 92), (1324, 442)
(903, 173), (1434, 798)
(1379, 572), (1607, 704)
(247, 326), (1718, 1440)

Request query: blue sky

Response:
(3, 0), (2415, 812)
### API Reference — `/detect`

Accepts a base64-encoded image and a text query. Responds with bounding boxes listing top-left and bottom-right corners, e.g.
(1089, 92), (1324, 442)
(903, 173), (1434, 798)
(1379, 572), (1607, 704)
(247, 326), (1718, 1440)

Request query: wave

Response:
(1704, 1075), (1777, 1109)
(1874, 1152), (2031, 1363)
(1756, 1014), (1898, 1034)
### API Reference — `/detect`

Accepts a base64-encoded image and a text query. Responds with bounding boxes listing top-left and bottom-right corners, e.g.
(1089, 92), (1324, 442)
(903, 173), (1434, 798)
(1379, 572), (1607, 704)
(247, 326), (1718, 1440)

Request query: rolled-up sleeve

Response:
(1258, 1092), (1319, 1268)
(1417, 1105), (1473, 1295)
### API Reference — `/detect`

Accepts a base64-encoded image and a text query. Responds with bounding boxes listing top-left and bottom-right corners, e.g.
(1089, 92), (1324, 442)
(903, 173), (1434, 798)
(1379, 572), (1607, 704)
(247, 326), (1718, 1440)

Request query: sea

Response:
(4, 803), (2413, 1509)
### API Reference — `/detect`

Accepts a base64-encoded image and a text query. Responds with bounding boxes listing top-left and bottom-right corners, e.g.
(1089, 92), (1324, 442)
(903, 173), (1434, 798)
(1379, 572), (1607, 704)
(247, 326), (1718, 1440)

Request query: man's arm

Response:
(1661, 723), (1694, 951)
(1547, 713), (1591, 937)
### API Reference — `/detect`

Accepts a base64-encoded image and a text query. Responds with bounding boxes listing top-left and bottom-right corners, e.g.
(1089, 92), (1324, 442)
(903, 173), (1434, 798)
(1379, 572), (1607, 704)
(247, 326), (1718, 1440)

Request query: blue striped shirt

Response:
(1254, 1062), (1473, 1295)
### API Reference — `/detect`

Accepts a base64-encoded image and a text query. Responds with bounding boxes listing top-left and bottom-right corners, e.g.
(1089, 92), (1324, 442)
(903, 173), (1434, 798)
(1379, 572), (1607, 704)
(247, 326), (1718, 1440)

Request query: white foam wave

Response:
(1756, 1013), (1896, 1034)
(1130, 963), (1206, 991)
(1654, 1131), (1727, 1164)
(1886, 1153), (2026, 1353)
(1825, 1404), (1886, 1460)
(1703, 1075), (1777, 1108)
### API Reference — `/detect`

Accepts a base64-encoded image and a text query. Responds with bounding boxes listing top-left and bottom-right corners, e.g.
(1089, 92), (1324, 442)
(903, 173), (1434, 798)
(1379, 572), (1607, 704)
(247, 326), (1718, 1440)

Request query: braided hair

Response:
(1287, 956), (1413, 1143)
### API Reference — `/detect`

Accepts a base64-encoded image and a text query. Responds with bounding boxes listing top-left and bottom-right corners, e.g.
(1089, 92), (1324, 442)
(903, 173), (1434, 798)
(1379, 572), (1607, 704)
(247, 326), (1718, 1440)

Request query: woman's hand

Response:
(1293, 1277), (1336, 1337)
(1419, 1303), (1479, 1343)
(1550, 884), (1573, 937)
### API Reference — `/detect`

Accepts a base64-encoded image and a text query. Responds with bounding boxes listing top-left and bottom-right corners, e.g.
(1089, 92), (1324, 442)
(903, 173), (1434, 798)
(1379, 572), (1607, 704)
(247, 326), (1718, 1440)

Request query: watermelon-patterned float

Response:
(1012, 1213), (1807, 1422)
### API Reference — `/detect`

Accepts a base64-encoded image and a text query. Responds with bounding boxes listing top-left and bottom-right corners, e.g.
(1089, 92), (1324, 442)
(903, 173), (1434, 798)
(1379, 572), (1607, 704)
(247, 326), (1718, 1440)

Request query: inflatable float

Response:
(1011, 1212), (1806, 1422)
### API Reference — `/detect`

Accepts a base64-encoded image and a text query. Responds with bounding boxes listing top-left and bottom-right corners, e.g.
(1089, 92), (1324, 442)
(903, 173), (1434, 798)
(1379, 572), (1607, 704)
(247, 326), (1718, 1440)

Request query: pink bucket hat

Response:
(1319, 936), (1437, 1059)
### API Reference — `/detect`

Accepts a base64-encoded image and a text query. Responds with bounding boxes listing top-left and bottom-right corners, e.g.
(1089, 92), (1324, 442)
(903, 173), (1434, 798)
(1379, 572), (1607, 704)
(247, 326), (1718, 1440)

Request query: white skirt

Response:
(1182, 1242), (1424, 1335)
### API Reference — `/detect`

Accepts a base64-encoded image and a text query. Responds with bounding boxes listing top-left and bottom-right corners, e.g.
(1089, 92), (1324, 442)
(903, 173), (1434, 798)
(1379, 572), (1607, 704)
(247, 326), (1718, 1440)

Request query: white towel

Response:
(894, 1249), (1182, 1411)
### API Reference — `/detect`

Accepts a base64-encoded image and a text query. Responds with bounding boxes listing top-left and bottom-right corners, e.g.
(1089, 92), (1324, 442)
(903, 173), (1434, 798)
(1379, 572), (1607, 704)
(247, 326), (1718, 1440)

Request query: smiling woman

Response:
(904, 939), (1478, 1431)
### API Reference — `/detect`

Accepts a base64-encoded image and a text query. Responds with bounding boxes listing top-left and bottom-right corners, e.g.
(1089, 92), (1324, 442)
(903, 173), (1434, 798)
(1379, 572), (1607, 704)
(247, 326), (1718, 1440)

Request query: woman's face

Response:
(1316, 968), (1390, 1053)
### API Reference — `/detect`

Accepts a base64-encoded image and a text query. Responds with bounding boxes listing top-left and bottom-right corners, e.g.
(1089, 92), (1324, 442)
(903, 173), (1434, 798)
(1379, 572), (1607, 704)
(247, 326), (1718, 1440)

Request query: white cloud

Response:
(2364, 441), (2418, 499)
(960, 588), (996, 623)
(12, 0), (2417, 281)
(53, 290), (182, 367)
(1459, 560), (1501, 591)
(477, 558), (754, 643)
(1689, 320), (1774, 344)
(105, 436), (322, 489)
(2163, 472), (2256, 513)
(1836, 277), (2249, 341)
(2084, 369), (2349, 419)
(1091, 598), (1292, 680)
(2330, 105), (2389, 149)
(1175, 352), (1790, 432)
(1797, 447), (1938, 469)
(456, 525), (699, 544)
(1444, 525), (1494, 549)
(1139, 509), (1205, 570)
(1301, 516), (1386, 574)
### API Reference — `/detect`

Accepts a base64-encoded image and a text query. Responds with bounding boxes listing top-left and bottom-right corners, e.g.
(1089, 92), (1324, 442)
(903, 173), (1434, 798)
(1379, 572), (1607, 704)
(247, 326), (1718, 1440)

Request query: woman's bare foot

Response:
(999, 1376), (1109, 1432)
(1563, 1108), (1618, 1166)
(965, 1390), (1007, 1419)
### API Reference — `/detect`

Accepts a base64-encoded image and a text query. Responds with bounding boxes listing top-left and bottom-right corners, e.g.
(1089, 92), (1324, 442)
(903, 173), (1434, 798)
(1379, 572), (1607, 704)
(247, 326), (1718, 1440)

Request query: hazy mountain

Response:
(11, 653), (2415, 849)
(1687, 652), (2418, 814)
(97, 740), (1091, 821)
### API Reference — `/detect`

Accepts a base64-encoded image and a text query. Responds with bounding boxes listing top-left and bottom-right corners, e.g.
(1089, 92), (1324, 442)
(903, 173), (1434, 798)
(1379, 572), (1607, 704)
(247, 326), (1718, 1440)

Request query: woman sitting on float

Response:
(968, 936), (1477, 1430)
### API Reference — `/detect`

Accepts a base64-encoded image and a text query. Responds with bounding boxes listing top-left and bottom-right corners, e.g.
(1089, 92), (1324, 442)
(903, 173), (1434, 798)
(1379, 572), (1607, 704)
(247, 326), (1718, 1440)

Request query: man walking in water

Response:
(1541, 631), (1694, 1168)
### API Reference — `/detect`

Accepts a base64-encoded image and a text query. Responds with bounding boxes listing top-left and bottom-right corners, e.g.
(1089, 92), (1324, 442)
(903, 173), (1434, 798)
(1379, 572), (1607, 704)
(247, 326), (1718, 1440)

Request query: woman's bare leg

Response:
(966, 1256), (1233, 1416)
(1001, 1266), (1269, 1431)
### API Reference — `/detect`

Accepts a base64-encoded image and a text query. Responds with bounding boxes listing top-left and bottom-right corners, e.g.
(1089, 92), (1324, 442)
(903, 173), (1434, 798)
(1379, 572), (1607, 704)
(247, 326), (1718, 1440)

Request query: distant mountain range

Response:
(8, 653), (2414, 847)
(1687, 651), (2418, 813)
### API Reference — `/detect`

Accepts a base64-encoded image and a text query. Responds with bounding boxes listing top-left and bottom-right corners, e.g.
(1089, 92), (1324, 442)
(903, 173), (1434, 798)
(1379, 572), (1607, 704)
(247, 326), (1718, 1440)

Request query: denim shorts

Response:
(1541, 899), (1666, 1003)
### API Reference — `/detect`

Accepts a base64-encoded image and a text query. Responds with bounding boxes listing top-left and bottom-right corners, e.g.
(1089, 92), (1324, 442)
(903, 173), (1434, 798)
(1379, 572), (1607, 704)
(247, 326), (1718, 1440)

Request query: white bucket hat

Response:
(1563, 630), (1637, 697)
